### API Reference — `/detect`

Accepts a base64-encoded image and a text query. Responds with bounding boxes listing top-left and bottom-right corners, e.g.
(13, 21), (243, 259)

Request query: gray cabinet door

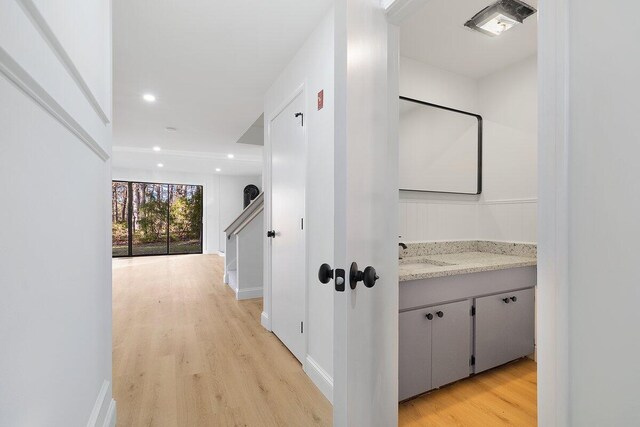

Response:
(506, 288), (535, 360)
(475, 292), (510, 373)
(399, 307), (432, 401)
(431, 300), (472, 389)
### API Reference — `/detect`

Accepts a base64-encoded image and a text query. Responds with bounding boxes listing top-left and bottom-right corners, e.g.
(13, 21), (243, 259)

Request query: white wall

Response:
(112, 168), (260, 254)
(478, 56), (537, 243)
(399, 55), (537, 243)
(0, 1), (114, 425)
(263, 8), (335, 401)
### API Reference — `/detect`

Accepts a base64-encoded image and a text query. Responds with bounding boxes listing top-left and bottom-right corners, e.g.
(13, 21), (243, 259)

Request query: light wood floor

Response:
(113, 254), (332, 427)
(399, 359), (537, 426)
(113, 254), (536, 427)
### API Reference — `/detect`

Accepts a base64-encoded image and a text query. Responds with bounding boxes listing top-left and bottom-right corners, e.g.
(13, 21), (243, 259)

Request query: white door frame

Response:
(385, 0), (569, 424)
(262, 82), (309, 361)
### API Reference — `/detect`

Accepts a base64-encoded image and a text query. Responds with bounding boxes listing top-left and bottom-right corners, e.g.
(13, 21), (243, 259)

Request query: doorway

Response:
(269, 90), (307, 363)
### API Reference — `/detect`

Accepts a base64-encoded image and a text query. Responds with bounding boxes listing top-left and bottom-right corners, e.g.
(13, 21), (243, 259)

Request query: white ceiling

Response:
(112, 0), (332, 175)
(400, 0), (538, 79)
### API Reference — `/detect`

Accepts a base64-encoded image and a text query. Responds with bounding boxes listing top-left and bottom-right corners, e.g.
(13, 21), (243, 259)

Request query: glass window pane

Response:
(131, 183), (169, 256)
(112, 182), (129, 256)
(169, 184), (203, 254)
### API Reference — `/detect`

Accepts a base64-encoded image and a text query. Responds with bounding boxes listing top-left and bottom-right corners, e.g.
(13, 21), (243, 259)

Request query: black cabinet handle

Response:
(426, 313), (433, 320)
(436, 311), (444, 318)
(510, 296), (517, 302)
(267, 230), (276, 238)
(502, 298), (510, 304)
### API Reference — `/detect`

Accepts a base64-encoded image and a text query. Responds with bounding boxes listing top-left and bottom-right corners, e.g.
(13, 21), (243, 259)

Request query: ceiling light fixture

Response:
(157, 163), (164, 168)
(153, 146), (161, 152)
(215, 168), (221, 172)
(464, 0), (536, 37)
(143, 93), (156, 102)
(227, 154), (235, 159)
(165, 127), (177, 132)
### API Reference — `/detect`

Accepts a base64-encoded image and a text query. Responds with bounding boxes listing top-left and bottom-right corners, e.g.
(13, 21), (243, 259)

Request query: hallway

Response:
(112, 255), (332, 426)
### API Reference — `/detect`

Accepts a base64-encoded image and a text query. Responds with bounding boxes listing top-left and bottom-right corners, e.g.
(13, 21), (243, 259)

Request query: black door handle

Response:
(349, 263), (380, 289)
(267, 230), (276, 238)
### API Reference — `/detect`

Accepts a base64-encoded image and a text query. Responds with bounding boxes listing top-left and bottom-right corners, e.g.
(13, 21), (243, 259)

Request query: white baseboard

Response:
(261, 311), (271, 331)
(87, 380), (116, 427)
(235, 286), (263, 300)
(304, 356), (333, 404)
(103, 399), (117, 427)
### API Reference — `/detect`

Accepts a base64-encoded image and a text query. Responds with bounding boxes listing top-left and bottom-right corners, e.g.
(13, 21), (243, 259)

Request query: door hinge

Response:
(470, 355), (476, 366)
(301, 321), (304, 334)
(301, 218), (304, 230)
(471, 305), (476, 316)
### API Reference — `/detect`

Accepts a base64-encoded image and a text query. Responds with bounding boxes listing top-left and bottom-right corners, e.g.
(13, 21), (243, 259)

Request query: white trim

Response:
(261, 311), (271, 331)
(102, 400), (117, 427)
(0, 47), (109, 161)
(385, 0), (430, 25)
(304, 356), (334, 404)
(401, 197), (537, 205)
(86, 380), (115, 427)
(235, 286), (263, 300)
(16, 0), (111, 125)
(537, 0), (569, 424)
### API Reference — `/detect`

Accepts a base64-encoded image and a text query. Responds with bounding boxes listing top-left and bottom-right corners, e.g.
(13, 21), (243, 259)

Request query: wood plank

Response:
(399, 359), (537, 427)
(113, 255), (332, 427)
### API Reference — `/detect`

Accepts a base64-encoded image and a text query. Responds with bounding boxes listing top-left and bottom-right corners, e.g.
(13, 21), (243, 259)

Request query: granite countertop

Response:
(399, 241), (537, 282)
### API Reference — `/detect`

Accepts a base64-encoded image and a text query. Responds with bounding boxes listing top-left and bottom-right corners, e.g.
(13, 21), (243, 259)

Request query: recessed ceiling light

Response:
(227, 154), (235, 159)
(157, 163), (164, 168)
(165, 127), (177, 132)
(143, 93), (156, 102)
(464, 0), (536, 37)
(153, 146), (161, 152)
(215, 168), (221, 172)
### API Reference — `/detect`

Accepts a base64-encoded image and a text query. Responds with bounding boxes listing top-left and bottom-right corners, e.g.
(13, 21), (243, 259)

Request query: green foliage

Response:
(169, 188), (202, 241)
(112, 221), (128, 244)
(138, 198), (168, 243)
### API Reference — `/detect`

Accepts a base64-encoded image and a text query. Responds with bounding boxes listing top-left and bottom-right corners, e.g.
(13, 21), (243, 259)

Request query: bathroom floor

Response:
(399, 358), (537, 426)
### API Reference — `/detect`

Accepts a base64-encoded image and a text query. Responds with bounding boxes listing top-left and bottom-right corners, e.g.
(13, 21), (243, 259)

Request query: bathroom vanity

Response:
(398, 241), (536, 401)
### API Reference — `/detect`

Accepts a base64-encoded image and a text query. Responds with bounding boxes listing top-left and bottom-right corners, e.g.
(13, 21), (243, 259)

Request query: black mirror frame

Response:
(399, 95), (482, 195)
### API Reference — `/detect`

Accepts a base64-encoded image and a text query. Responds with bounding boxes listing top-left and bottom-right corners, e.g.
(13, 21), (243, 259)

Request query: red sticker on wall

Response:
(317, 90), (324, 111)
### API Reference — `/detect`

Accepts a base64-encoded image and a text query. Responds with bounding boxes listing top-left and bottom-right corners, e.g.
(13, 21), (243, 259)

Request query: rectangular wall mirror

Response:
(399, 96), (482, 195)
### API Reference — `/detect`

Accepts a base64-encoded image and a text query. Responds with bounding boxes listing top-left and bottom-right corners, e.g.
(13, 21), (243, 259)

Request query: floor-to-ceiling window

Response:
(112, 181), (203, 257)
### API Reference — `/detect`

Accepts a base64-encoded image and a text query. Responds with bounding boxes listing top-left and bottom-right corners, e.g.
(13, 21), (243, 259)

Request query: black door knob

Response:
(426, 313), (433, 320)
(318, 263), (334, 284)
(349, 262), (380, 289)
(510, 296), (517, 302)
(267, 230), (276, 238)
(503, 298), (510, 304)
(436, 311), (444, 318)
(363, 266), (379, 288)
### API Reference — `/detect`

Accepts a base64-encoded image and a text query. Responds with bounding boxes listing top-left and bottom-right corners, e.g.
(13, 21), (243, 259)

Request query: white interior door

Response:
(332, 1), (399, 425)
(270, 91), (306, 363)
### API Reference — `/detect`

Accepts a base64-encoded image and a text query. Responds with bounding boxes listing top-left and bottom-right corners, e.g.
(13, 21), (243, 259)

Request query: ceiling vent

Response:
(465, 0), (537, 37)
